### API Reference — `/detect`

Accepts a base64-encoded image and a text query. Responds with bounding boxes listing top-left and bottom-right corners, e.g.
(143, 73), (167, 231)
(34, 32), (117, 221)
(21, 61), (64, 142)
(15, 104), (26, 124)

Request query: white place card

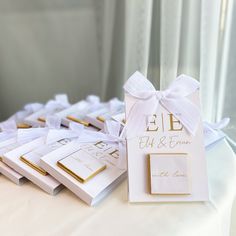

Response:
(57, 149), (106, 183)
(149, 153), (191, 195)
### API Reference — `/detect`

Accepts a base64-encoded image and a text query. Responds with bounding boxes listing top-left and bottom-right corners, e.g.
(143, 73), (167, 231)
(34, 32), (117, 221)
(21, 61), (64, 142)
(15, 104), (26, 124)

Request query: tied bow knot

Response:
(153, 90), (170, 101)
(123, 71), (200, 136)
(17, 116), (62, 144)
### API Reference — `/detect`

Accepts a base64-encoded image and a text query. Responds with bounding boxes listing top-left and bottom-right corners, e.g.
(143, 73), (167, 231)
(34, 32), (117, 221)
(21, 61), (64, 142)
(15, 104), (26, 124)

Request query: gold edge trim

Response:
(20, 156), (47, 176)
(17, 123), (32, 129)
(149, 153), (188, 155)
(148, 155), (151, 194)
(96, 116), (105, 123)
(57, 160), (106, 183)
(66, 116), (90, 126)
(37, 117), (46, 123)
(150, 192), (191, 195)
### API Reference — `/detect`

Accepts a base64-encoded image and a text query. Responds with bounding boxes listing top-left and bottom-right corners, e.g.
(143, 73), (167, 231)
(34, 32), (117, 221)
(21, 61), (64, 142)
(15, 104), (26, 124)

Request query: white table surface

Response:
(0, 139), (235, 236)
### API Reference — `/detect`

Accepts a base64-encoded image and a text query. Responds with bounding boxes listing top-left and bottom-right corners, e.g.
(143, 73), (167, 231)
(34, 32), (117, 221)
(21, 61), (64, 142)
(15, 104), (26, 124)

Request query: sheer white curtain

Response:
(0, 0), (235, 141)
(97, 0), (236, 141)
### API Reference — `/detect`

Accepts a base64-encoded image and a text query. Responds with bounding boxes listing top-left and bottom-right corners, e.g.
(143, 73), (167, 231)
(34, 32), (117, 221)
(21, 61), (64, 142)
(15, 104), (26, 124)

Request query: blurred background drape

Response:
(0, 0), (235, 141)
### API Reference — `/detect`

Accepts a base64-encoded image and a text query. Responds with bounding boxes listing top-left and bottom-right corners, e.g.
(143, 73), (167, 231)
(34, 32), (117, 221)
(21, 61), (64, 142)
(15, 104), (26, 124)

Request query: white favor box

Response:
(55, 100), (91, 127)
(0, 135), (26, 185)
(40, 141), (127, 206)
(24, 108), (57, 127)
(0, 161), (27, 185)
(3, 137), (63, 195)
(85, 106), (124, 130)
(125, 72), (209, 202)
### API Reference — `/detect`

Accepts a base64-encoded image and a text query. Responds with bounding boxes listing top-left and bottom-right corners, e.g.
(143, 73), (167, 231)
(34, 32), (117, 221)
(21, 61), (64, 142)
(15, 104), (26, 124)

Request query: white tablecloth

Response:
(0, 139), (235, 236)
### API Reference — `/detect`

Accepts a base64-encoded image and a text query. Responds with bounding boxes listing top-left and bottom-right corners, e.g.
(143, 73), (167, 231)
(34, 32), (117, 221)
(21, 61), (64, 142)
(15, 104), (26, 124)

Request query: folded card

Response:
(149, 153), (191, 195)
(124, 72), (209, 202)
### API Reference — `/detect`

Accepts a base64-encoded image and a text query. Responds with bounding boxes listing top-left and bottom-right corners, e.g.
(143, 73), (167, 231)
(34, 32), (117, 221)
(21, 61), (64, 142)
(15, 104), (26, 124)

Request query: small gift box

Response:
(40, 121), (127, 205)
(85, 98), (124, 129)
(3, 137), (63, 195)
(0, 102), (43, 129)
(55, 95), (103, 128)
(25, 94), (70, 127)
(0, 120), (48, 185)
(0, 131), (27, 185)
(2, 117), (71, 194)
(124, 71), (209, 202)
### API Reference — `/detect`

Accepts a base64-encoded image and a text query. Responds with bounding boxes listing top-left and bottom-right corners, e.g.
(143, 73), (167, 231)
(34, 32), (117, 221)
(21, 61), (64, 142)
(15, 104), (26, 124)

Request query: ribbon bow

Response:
(45, 94), (70, 111)
(0, 120), (18, 142)
(0, 119), (17, 132)
(123, 71), (200, 136)
(204, 118), (230, 134)
(203, 118), (231, 148)
(45, 122), (84, 145)
(17, 116), (62, 144)
(86, 95), (100, 105)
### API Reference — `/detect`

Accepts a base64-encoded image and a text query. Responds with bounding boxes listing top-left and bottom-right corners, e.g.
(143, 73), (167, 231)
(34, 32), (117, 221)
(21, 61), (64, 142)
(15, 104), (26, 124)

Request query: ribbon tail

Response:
(162, 97), (200, 135)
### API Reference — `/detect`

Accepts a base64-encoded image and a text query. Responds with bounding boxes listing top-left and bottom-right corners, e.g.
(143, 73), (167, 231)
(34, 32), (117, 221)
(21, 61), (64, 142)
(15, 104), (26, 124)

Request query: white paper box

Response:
(55, 100), (89, 127)
(125, 73), (209, 202)
(40, 141), (127, 206)
(3, 137), (63, 195)
(0, 161), (27, 185)
(24, 108), (58, 127)
(85, 106), (124, 130)
(0, 136), (26, 184)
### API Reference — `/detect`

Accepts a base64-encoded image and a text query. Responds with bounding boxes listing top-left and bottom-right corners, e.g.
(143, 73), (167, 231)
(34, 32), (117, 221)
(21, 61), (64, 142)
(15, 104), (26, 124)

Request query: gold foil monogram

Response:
(146, 113), (183, 132)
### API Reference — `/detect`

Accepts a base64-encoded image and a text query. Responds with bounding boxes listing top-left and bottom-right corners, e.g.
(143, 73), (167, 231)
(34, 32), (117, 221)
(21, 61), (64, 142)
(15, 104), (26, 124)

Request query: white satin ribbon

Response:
(45, 122), (84, 145)
(0, 119), (17, 132)
(123, 71), (200, 137)
(24, 103), (43, 113)
(45, 94), (70, 111)
(7, 103), (43, 123)
(204, 117), (233, 151)
(86, 95), (100, 105)
(85, 95), (104, 112)
(108, 98), (124, 112)
(204, 118), (230, 134)
(17, 116), (62, 144)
